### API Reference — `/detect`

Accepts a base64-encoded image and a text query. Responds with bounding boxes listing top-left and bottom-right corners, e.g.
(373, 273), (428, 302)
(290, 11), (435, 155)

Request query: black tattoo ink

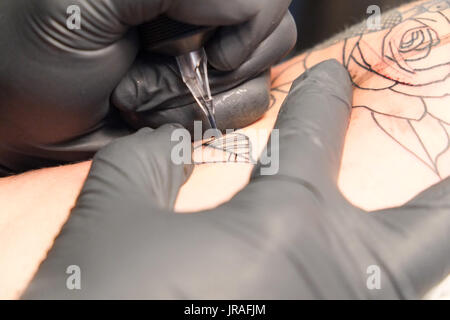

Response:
(194, 133), (253, 165)
(199, 0), (450, 174)
(274, 0), (450, 178)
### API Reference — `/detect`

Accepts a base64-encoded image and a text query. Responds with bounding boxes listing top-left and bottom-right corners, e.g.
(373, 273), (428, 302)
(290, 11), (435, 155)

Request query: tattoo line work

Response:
(193, 133), (252, 165)
(198, 0), (449, 176)
(271, 0), (450, 178)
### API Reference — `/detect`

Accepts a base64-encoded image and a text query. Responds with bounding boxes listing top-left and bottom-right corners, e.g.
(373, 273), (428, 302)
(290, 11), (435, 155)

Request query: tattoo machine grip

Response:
(140, 15), (216, 56)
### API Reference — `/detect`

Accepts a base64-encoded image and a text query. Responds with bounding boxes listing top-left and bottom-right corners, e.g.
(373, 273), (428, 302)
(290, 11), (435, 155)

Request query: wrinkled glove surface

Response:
(23, 60), (449, 299)
(0, 0), (296, 175)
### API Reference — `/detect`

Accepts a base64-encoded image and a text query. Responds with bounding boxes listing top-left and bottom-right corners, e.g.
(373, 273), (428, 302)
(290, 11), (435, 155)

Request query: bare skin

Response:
(0, 161), (90, 299)
(0, 0), (448, 299)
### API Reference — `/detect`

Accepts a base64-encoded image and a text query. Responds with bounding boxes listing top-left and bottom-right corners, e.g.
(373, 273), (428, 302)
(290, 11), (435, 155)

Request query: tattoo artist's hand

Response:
(23, 60), (449, 299)
(0, 0), (296, 176)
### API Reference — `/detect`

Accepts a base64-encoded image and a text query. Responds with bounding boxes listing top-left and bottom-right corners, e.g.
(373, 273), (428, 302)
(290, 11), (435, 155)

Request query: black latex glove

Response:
(0, 0), (296, 176)
(23, 60), (450, 299)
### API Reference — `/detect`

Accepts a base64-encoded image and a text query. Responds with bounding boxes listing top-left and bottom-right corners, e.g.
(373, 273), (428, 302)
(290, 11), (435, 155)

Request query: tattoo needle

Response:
(140, 16), (220, 133)
(176, 49), (219, 131)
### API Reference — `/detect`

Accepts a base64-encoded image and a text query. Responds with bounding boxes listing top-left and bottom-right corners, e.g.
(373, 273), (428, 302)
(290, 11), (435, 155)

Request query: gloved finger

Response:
(251, 60), (353, 193)
(112, 14), (296, 130)
(21, 0), (261, 49)
(208, 11), (297, 82)
(80, 125), (194, 210)
(206, 2), (293, 71)
(371, 178), (450, 298)
(110, 58), (272, 131)
(119, 73), (271, 134)
(108, 0), (261, 33)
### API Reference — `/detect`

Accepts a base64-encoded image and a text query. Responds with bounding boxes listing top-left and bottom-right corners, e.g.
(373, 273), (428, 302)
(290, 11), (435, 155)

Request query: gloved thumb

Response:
(22, 124), (194, 299)
(79, 125), (194, 211)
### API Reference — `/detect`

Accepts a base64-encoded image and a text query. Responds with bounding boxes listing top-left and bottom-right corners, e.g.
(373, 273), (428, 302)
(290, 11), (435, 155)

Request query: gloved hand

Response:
(22, 60), (449, 299)
(0, 0), (296, 176)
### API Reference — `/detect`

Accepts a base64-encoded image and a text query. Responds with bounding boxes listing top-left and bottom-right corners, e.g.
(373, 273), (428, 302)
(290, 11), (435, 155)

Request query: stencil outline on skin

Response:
(193, 132), (253, 164)
(199, 0), (450, 176)
(342, 1), (450, 178)
(271, 0), (450, 179)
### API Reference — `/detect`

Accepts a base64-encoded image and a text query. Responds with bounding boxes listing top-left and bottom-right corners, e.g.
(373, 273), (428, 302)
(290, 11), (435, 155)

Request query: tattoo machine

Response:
(140, 16), (218, 130)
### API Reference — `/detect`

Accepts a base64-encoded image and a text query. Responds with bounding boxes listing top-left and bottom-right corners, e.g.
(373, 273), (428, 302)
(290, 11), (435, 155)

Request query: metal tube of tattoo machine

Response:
(140, 16), (218, 130)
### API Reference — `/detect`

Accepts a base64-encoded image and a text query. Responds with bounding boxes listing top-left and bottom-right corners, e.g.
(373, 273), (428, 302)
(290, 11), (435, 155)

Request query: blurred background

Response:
(288, 0), (412, 54)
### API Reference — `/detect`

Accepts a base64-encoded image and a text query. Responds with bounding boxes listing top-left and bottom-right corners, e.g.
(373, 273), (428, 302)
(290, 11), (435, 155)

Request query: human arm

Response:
(3, 0), (450, 298)
(178, 0), (450, 212)
(22, 60), (450, 299)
